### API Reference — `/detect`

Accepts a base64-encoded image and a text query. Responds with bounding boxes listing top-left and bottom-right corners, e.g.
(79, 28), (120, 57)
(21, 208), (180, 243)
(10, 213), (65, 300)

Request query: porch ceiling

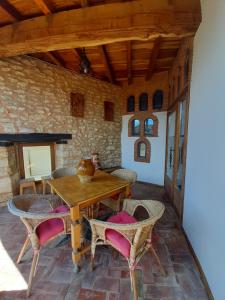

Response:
(0, 0), (201, 84)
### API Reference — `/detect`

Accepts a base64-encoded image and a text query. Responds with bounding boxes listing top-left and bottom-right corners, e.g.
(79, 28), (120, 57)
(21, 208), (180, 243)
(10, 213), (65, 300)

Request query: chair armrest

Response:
(89, 218), (142, 231)
(8, 199), (70, 220)
(90, 219), (142, 245)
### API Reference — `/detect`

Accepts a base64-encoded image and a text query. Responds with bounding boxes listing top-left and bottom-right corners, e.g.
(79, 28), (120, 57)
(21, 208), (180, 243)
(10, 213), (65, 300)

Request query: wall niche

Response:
(134, 138), (151, 163)
(104, 101), (114, 121)
(127, 95), (135, 113)
(139, 92), (148, 111)
(70, 92), (85, 118)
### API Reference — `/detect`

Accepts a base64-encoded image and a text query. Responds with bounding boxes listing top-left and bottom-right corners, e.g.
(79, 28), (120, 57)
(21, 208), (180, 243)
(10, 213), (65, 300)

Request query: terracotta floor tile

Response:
(0, 184), (209, 300)
(77, 288), (106, 300)
(93, 277), (120, 293)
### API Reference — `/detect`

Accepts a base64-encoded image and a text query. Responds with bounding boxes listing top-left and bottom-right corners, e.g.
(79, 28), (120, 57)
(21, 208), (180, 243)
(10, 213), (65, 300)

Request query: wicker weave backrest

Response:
(111, 169), (137, 183)
(8, 194), (70, 249)
(52, 167), (76, 179)
(123, 199), (165, 256)
(7, 194), (62, 218)
(123, 199), (165, 223)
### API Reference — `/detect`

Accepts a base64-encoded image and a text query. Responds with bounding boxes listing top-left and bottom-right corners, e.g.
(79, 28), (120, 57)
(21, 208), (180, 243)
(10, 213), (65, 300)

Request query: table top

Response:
(47, 170), (130, 208)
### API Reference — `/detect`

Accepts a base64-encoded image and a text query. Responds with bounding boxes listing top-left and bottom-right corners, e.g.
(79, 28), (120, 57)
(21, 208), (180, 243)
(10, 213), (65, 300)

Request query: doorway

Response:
(165, 95), (189, 221)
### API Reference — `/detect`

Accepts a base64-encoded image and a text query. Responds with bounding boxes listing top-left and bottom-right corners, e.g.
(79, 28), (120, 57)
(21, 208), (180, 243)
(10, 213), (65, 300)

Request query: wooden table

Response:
(47, 170), (130, 271)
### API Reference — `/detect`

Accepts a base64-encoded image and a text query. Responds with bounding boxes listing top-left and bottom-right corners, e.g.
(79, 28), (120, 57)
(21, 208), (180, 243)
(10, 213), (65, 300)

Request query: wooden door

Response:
(165, 108), (177, 201)
(165, 95), (189, 221)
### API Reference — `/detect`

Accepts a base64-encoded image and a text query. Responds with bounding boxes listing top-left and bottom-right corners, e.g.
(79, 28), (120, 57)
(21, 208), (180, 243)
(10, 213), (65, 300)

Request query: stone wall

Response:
(0, 56), (122, 205)
(0, 145), (20, 205)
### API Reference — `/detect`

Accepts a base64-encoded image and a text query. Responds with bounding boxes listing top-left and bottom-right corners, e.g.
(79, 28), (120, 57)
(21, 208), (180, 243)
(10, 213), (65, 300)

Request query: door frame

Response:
(164, 88), (190, 222)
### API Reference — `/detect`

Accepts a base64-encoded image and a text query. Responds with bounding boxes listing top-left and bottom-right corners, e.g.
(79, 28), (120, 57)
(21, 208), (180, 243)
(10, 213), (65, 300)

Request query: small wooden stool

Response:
(41, 175), (52, 194)
(19, 178), (36, 195)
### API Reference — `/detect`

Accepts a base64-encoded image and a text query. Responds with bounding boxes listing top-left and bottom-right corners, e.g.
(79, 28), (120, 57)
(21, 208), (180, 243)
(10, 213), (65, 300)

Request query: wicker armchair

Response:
(51, 167), (76, 179)
(89, 199), (165, 300)
(7, 194), (71, 297)
(101, 169), (137, 212)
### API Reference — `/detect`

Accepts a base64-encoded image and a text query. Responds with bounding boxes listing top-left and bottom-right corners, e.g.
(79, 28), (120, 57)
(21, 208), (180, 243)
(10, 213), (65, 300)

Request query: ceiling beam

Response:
(33, 0), (66, 68)
(99, 45), (114, 84)
(33, 0), (52, 15)
(74, 48), (83, 58)
(0, 0), (201, 58)
(80, 0), (89, 8)
(127, 41), (132, 85)
(45, 51), (64, 66)
(145, 37), (162, 81)
(0, 0), (24, 21)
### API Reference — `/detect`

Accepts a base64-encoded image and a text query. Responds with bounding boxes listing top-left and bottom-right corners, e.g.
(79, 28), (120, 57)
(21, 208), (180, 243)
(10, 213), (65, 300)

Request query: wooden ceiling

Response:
(0, 0), (201, 84)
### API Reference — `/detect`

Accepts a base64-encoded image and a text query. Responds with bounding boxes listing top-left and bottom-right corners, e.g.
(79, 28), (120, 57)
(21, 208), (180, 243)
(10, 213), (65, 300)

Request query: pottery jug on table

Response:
(77, 159), (95, 183)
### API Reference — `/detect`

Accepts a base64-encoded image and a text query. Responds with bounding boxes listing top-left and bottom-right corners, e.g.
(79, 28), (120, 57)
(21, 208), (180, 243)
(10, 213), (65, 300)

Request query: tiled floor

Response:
(0, 183), (209, 300)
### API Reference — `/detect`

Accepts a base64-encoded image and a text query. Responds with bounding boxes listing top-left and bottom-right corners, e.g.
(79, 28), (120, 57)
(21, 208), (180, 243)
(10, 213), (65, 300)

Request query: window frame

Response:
(134, 138), (150, 163)
(144, 118), (154, 137)
(131, 119), (141, 136)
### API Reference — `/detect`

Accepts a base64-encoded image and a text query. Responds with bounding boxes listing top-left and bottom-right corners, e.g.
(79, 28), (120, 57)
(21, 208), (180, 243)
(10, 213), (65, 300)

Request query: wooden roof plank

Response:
(33, 0), (52, 15)
(45, 51), (65, 66)
(0, 0), (201, 58)
(99, 45), (115, 83)
(145, 37), (162, 81)
(80, 0), (89, 8)
(0, 0), (24, 21)
(127, 41), (132, 85)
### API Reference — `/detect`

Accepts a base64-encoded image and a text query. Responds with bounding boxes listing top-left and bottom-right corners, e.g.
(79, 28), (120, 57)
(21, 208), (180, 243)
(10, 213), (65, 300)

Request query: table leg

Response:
(70, 206), (81, 273)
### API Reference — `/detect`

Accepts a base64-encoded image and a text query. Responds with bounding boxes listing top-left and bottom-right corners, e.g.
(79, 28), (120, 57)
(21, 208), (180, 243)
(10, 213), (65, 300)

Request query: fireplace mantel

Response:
(0, 133), (72, 146)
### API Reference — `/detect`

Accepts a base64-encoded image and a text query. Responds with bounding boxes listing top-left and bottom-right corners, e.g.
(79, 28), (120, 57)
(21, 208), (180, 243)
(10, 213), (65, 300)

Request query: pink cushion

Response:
(105, 211), (137, 258)
(36, 205), (69, 246)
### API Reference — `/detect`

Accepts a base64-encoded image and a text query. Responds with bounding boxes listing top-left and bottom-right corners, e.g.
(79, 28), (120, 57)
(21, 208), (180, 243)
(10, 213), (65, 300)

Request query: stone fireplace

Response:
(0, 133), (72, 206)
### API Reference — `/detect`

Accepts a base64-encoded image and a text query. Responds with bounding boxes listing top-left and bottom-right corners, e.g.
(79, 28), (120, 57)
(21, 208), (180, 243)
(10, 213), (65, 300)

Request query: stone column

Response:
(0, 145), (20, 206)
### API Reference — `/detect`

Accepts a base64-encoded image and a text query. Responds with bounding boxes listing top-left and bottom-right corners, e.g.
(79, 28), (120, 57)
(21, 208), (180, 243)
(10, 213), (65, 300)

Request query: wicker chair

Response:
(89, 199), (165, 300)
(51, 167), (76, 179)
(101, 169), (137, 212)
(7, 194), (71, 297)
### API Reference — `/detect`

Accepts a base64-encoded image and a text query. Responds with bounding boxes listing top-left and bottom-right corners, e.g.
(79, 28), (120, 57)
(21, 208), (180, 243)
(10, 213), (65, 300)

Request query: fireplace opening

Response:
(18, 142), (55, 180)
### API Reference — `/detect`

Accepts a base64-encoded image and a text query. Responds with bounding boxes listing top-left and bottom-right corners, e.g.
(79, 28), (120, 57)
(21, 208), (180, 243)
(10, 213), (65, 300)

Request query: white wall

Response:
(121, 112), (167, 185)
(183, 1), (225, 299)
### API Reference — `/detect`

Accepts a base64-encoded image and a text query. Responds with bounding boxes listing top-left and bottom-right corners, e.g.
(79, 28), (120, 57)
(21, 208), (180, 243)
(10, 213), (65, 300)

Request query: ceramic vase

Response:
(77, 159), (95, 183)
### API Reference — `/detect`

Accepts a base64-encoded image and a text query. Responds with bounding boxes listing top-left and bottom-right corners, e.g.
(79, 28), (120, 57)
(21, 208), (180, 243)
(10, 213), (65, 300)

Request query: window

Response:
(138, 142), (146, 158)
(127, 95), (135, 112)
(131, 119), (141, 136)
(139, 93), (148, 111)
(166, 111), (176, 180)
(134, 138), (150, 163)
(144, 118), (154, 136)
(128, 114), (158, 137)
(18, 143), (55, 180)
(176, 99), (187, 191)
(153, 90), (163, 110)
(104, 101), (114, 121)
(70, 92), (85, 118)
